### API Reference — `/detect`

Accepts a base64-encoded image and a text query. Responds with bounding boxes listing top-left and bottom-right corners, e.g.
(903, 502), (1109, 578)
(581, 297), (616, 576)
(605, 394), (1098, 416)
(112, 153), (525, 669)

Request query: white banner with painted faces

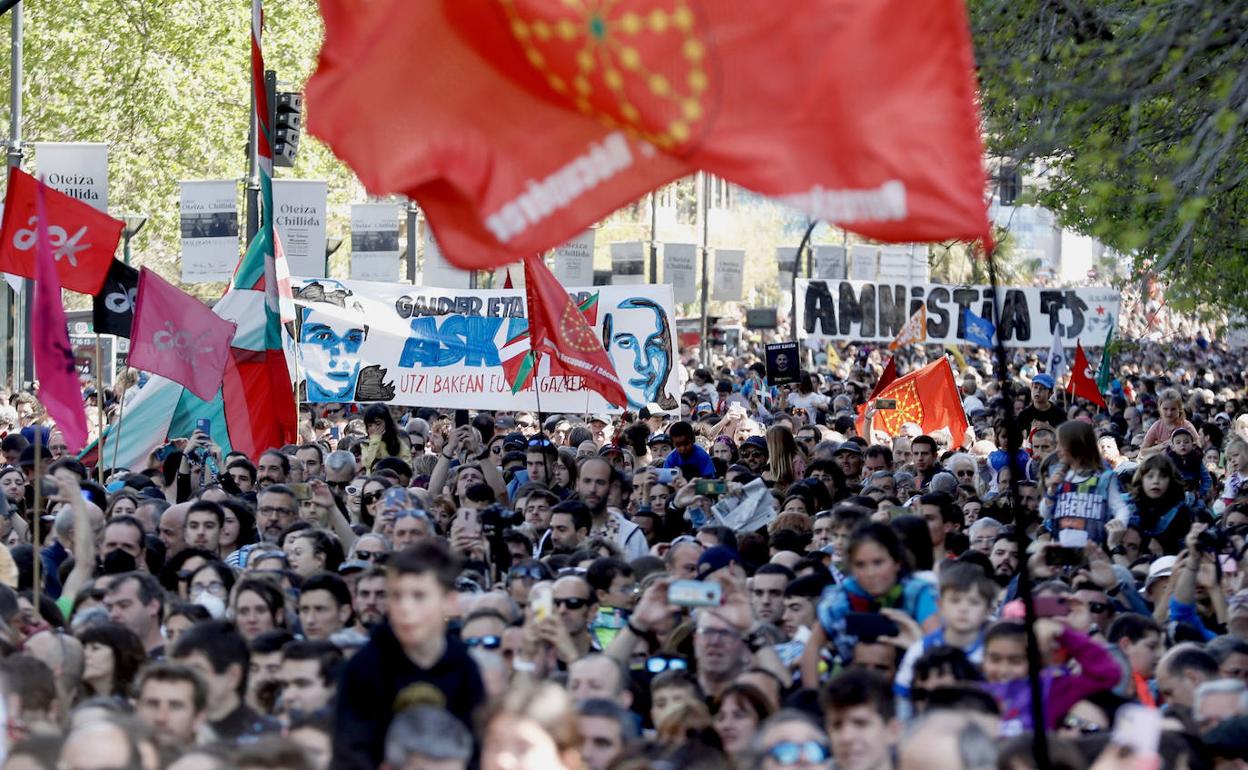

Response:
(292, 278), (684, 413)
(795, 279), (1121, 348)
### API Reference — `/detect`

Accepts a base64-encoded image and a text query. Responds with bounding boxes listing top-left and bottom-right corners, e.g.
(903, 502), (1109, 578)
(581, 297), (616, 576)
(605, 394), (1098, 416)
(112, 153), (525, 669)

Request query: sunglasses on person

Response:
(1086, 601), (1111, 614)
(363, 491), (384, 505)
(645, 656), (688, 674)
(955, 469), (976, 478)
(394, 509), (429, 521)
(765, 741), (831, 766)
(528, 437), (553, 448)
(509, 565), (546, 581)
(553, 596), (589, 610)
(517, 419), (537, 428)
(1060, 714), (1103, 734)
(354, 550), (386, 562)
(464, 635), (502, 650)
(326, 480), (349, 491)
(345, 485), (362, 496)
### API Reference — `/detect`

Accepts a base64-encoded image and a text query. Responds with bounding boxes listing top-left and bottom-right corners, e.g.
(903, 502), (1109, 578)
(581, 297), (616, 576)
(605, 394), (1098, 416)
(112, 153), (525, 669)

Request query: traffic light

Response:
(266, 70), (302, 168)
(273, 92), (302, 168)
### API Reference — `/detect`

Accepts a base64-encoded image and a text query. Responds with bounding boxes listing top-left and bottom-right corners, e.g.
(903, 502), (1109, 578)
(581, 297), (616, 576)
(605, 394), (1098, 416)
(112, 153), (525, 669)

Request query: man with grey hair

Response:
(383, 705), (473, 770)
(898, 711), (997, 770)
(968, 517), (1003, 554)
(578, 698), (638, 770)
(324, 449), (358, 509)
(1194, 679), (1248, 731)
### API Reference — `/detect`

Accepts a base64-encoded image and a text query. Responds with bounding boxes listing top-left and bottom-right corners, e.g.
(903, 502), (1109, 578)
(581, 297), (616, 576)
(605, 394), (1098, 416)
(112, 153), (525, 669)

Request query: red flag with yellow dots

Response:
(856, 357), (968, 446)
(306, 0), (992, 270)
(523, 254), (627, 407)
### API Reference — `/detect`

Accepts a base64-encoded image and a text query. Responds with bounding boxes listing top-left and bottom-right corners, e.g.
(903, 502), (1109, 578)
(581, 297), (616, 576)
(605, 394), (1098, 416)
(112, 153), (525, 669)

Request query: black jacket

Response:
(331, 622), (485, 770)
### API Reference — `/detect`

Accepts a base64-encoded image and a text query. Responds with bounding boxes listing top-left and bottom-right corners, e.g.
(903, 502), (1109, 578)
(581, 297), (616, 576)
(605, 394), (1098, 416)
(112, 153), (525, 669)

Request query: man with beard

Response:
(352, 567), (388, 630)
(988, 529), (1022, 585)
(577, 457), (647, 559)
(739, 436), (769, 475)
(256, 450), (290, 489)
(549, 500), (592, 553)
(256, 485), (299, 543)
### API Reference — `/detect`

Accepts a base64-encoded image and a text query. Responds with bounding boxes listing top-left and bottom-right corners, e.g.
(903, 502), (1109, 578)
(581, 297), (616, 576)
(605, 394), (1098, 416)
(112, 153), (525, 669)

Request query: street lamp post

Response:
(121, 215), (148, 266)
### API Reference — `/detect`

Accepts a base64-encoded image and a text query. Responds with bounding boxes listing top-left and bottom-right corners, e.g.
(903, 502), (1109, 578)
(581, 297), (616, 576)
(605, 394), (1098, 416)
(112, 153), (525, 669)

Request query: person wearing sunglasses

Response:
(752, 709), (835, 770)
(461, 607), (508, 654)
(527, 574), (596, 663)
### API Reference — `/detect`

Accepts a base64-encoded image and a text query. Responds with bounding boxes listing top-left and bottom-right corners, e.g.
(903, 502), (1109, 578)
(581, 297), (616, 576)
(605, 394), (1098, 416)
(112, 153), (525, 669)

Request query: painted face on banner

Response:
(602, 297), (673, 410)
(300, 306), (367, 401)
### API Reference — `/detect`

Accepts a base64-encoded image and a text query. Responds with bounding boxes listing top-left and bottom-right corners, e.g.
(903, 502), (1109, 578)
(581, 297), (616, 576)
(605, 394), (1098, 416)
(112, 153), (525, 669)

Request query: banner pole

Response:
(94, 333), (105, 484)
(109, 379), (128, 471)
(31, 422), (41, 595)
(790, 220), (817, 343)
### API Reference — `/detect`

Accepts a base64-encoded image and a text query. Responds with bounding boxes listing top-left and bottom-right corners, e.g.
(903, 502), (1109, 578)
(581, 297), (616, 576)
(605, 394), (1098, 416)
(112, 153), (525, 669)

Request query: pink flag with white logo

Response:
(127, 267), (238, 401)
(32, 177), (89, 452)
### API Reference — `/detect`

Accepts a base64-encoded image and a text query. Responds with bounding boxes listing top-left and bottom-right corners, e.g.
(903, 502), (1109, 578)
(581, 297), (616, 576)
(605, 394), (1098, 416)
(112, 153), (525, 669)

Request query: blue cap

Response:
(1033, 373), (1055, 390)
(696, 546), (742, 580)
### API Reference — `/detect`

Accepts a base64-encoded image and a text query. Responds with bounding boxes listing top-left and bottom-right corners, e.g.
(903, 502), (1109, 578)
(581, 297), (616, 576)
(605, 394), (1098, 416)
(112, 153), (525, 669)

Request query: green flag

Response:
(1096, 319), (1115, 392)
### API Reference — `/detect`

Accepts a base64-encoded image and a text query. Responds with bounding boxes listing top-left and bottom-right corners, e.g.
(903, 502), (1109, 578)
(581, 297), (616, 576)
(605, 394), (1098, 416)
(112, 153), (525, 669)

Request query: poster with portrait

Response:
(765, 341), (801, 386)
(350, 203), (402, 282)
(292, 278), (684, 413)
(180, 181), (240, 283)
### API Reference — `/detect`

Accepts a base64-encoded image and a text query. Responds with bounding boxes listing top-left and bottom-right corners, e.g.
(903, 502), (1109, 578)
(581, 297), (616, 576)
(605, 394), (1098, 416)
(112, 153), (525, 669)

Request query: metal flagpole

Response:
(31, 423), (41, 595)
(109, 382), (128, 471)
(698, 173), (709, 366)
(94, 335), (104, 483)
(790, 220), (817, 342)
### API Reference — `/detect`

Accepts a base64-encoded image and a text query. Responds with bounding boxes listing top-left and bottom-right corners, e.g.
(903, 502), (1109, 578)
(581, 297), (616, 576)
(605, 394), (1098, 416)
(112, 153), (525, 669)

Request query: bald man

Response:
(159, 502), (191, 557)
(25, 629), (84, 718)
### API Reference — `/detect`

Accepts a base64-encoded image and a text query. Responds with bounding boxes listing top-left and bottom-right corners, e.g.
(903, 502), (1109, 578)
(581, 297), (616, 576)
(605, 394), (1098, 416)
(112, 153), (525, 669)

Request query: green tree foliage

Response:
(0, 0), (359, 301)
(971, 0), (1248, 312)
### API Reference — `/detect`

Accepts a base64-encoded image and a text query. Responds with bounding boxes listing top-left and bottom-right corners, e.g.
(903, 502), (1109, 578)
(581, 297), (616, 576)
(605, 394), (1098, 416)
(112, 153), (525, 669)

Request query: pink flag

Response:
(127, 267), (237, 401)
(32, 177), (89, 452)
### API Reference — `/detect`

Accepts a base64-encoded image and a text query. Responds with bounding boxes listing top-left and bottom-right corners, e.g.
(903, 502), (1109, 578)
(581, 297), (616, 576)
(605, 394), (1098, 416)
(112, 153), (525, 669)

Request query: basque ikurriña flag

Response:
(305, 0), (993, 270)
(90, 4), (297, 470)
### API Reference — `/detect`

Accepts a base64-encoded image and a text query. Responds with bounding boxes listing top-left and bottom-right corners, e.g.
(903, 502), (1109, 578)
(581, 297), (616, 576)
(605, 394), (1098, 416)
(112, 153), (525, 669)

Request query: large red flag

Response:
(1067, 342), (1107, 409)
(856, 357), (969, 446)
(127, 268), (238, 401)
(523, 254), (627, 407)
(866, 356), (899, 402)
(306, 0), (992, 270)
(32, 177), (89, 453)
(0, 167), (122, 294)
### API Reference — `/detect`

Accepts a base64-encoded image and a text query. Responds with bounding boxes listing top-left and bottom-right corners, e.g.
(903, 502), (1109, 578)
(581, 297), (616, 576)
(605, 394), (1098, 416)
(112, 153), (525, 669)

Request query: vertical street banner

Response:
(292, 278), (683, 412)
(712, 248), (744, 301)
(849, 245), (877, 281)
(179, 181), (240, 283)
(422, 228), (472, 288)
(34, 142), (109, 211)
(663, 243), (697, 304)
(272, 179), (328, 278)
(911, 244), (931, 283)
(777, 246), (799, 287)
(877, 246), (913, 282)
(350, 203), (402, 282)
(815, 245), (847, 280)
(553, 229), (595, 286)
(610, 241), (646, 285)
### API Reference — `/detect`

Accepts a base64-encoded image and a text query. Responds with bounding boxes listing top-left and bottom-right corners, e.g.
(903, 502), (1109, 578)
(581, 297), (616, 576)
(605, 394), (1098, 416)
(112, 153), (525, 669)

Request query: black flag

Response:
(92, 259), (139, 338)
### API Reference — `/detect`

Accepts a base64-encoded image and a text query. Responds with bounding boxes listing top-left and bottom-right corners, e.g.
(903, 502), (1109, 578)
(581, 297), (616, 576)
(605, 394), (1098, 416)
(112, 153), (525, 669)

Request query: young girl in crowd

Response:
(799, 522), (938, 686)
(1040, 421), (1130, 545)
(1129, 454), (1203, 555)
(1216, 436), (1248, 513)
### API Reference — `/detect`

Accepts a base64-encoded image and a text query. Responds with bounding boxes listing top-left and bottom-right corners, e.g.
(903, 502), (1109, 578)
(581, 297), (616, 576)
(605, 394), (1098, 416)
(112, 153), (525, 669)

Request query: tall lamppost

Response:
(121, 215), (147, 265)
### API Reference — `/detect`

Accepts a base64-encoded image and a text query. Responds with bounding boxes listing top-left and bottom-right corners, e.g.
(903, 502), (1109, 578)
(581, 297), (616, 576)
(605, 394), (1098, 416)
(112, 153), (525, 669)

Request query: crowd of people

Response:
(0, 330), (1244, 770)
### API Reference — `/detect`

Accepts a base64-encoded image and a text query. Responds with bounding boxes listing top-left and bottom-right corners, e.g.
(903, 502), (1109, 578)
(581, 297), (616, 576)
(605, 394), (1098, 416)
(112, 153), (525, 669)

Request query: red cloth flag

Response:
(306, 0), (992, 270)
(31, 177), (89, 453)
(855, 357), (968, 446)
(1067, 342), (1107, 409)
(867, 356), (898, 401)
(127, 268), (238, 401)
(0, 167), (122, 294)
(523, 254), (627, 407)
